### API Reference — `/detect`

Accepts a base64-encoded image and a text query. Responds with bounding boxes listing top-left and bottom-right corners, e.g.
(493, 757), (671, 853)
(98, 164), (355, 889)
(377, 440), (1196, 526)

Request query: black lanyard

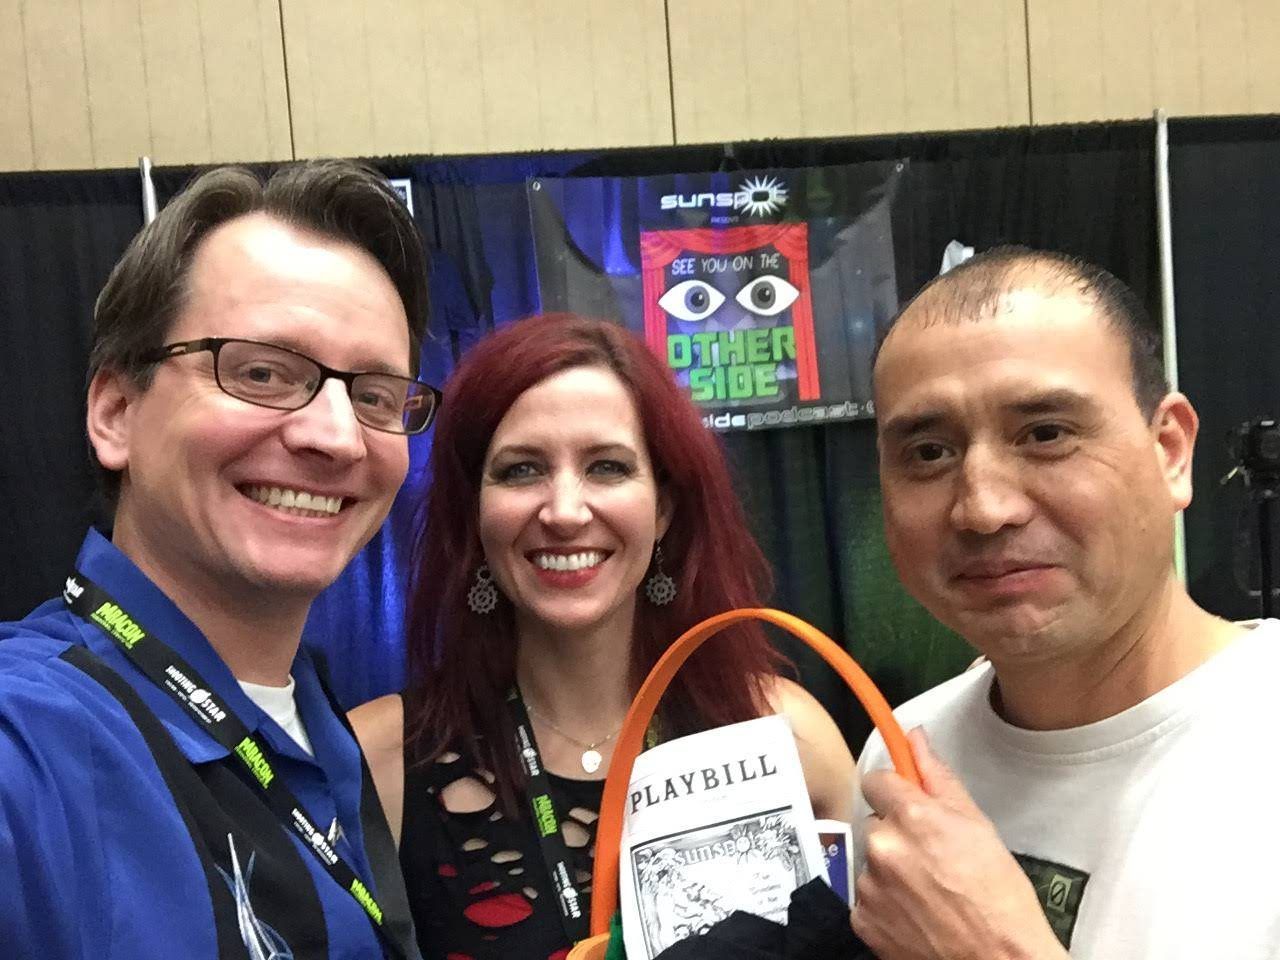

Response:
(63, 570), (407, 960)
(506, 688), (591, 944)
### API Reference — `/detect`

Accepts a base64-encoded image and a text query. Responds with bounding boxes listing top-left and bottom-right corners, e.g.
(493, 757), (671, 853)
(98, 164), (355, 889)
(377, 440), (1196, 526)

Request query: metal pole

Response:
(139, 156), (158, 225)
(1154, 108), (1187, 583)
(1260, 497), (1274, 619)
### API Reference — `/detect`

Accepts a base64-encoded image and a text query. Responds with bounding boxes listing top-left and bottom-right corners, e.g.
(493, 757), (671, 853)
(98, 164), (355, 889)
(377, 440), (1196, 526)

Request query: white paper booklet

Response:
(619, 714), (826, 959)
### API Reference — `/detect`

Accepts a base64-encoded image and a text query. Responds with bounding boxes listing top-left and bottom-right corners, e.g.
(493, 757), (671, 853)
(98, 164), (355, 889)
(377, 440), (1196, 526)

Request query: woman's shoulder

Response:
(763, 676), (858, 823)
(764, 675), (826, 722)
(348, 692), (405, 757)
(348, 693), (407, 843)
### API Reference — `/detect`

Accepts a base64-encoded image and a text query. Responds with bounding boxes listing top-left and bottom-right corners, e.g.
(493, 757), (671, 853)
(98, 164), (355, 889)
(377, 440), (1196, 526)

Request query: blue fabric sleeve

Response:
(0, 660), (108, 959)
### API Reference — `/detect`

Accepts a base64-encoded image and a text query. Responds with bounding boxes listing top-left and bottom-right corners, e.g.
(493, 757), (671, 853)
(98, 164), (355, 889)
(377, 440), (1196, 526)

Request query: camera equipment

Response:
(1227, 418), (1280, 618)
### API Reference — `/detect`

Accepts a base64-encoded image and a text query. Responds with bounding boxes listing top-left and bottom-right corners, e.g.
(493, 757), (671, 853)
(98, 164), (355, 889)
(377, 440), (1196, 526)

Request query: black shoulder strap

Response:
(310, 653), (421, 960)
(60, 643), (421, 960)
(60, 644), (262, 959)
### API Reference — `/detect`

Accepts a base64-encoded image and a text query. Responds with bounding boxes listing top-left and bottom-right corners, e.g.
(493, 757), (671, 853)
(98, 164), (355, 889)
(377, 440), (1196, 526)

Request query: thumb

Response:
(908, 727), (971, 807)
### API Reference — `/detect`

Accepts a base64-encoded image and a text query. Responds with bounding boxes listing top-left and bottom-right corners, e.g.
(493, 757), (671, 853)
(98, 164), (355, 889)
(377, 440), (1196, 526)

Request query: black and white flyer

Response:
(619, 715), (826, 958)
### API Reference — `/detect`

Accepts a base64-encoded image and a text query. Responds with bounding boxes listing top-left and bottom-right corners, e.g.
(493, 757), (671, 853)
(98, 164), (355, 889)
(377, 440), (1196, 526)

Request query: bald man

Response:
(854, 246), (1279, 959)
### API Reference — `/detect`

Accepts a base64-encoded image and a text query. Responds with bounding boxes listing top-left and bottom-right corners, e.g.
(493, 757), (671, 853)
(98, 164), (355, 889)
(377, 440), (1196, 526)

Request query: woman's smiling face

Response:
(478, 365), (671, 638)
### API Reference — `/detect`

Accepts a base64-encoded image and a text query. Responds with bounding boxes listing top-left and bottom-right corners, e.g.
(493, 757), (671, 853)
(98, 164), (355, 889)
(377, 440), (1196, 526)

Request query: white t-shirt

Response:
(239, 676), (314, 756)
(856, 621), (1280, 958)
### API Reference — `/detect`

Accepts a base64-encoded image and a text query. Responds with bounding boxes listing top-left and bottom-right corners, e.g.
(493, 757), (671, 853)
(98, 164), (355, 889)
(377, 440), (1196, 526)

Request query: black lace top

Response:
(401, 742), (604, 960)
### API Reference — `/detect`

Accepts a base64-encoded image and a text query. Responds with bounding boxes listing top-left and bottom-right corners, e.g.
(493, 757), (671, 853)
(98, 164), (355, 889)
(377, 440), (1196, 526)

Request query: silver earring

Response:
(645, 543), (677, 606)
(467, 563), (499, 614)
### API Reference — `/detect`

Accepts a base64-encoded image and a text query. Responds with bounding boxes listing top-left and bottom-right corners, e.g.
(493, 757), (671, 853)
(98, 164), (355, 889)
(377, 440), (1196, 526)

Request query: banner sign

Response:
(529, 162), (903, 430)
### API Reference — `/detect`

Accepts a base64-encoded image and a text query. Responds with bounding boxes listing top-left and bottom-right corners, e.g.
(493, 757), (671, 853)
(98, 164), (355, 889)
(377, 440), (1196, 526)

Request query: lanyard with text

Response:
(506, 687), (592, 944)
(62, 571), (407, 960)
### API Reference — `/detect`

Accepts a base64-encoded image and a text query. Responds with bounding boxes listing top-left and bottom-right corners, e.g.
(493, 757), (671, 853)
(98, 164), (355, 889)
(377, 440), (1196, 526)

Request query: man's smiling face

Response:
(91, 213), (412, 604)
(875, 282), (1189, 667)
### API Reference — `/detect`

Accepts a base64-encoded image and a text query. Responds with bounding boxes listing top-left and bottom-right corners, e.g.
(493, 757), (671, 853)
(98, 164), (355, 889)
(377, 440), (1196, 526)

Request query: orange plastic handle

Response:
(587, 607), (920, 937)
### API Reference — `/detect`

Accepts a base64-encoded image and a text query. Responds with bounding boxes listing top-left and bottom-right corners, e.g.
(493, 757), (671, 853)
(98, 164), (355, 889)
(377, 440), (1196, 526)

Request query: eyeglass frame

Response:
(138, 336), (442, 436)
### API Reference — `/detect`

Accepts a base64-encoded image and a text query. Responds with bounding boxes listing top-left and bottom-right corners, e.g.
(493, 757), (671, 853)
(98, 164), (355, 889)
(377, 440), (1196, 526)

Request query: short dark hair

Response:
(90, 159), (430, 502)
(880, 245), (1166, 419)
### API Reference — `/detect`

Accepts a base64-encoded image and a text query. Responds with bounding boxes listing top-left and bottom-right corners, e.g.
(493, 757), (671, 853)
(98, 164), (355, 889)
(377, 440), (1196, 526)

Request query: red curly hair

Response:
(404, 314), (785, 808)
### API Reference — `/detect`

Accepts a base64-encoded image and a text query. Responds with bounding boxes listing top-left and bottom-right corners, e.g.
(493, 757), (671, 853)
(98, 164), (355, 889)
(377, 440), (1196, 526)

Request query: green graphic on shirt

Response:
(1013, 852), (1089, 948)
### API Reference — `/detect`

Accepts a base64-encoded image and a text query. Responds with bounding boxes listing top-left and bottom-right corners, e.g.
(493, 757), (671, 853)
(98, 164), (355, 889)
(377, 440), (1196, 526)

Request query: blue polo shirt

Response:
(0, 530), (393, 959)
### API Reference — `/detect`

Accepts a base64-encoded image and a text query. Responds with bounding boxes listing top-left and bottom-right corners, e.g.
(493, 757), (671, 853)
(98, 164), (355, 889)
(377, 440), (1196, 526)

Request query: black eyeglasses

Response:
(140, 337), (441, 435)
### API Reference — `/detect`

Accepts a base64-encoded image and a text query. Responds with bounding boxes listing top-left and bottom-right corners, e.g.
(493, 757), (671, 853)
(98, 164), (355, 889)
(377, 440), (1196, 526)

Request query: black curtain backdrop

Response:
(0, 170), (143, 612)
(1171, 116), (1280, 622)
(0, 121), (1163, 751)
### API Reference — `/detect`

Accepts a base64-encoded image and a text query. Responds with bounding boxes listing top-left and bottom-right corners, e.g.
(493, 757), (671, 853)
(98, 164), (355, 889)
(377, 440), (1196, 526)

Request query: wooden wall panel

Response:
(843, 0), (910, 137)
(1028, 0), (1280, 123)
(577, 0), (674, 149)
(792, 0), (859, 137)
(0, 1), (36, 171)
(196, 0), (293, 163)
(7, 0), (1280, 173)
(364, 0), (434, 156)
(284, 0), (673, 159)
(669, 0), (1029, 144)
(22, 0), (94, 169)
(137, 0), (216, 163)
(284, 0), (376, 159)
(80, 0), (150, 168)
(476, 0), (671, 150)
(136, 0), (292, 163)
(2, 0), (290, 172)
(417, 0), (489, 153)
(954, 0), (1030, 130)
(666, 0), (754, 142)
(473, 0), (544, 152)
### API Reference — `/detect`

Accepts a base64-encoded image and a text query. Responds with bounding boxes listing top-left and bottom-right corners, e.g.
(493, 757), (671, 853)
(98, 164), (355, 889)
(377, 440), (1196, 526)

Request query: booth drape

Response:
(0, 170), (142, 615)
(1170, 116), (1280, 621)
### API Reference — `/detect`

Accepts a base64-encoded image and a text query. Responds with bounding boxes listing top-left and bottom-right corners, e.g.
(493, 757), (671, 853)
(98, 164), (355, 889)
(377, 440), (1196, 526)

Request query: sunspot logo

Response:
(660, 175), (789, 216)
(734, 175), (788, 217)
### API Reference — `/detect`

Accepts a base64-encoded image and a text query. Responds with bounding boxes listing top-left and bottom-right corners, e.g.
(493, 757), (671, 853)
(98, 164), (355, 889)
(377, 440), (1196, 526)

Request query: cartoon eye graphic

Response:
(735, 275), (800, 317)
(658, 279), (726, 322)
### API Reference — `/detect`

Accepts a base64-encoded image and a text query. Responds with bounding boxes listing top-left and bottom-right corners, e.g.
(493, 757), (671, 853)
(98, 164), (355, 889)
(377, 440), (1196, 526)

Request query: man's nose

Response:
(281, 378), (368, 462)
(949, 448), (1033, 535)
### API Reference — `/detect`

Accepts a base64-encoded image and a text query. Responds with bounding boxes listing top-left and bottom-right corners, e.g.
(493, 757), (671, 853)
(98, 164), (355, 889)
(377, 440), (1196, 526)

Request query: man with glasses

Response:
(0, 160), (436, 959)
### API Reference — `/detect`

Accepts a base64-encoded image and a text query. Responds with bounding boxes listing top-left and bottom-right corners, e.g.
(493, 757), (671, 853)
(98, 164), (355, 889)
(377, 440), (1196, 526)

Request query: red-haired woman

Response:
(352, 314), (855, 959)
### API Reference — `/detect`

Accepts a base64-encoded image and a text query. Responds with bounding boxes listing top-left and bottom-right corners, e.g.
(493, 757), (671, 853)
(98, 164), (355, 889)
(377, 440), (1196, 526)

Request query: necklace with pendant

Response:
(525, 703), (622, 774)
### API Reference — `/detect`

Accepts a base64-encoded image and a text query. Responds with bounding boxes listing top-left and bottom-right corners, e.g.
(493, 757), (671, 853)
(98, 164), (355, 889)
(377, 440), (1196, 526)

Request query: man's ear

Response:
(1153, 392), (1198, 510)
(87, 367), (138, 473)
